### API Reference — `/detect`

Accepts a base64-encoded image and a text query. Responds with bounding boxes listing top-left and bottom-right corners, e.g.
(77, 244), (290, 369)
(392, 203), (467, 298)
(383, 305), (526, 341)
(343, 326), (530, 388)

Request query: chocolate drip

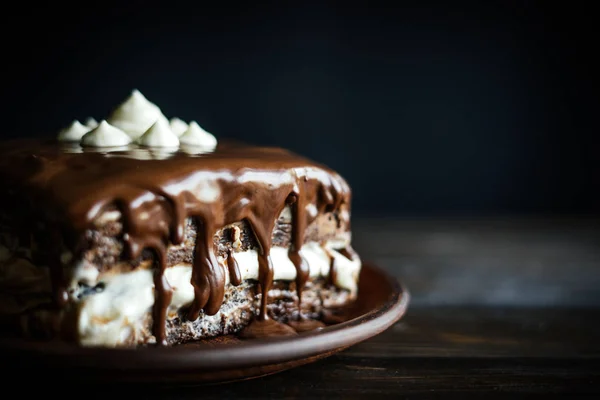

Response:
(188, 219), (225, 320)
(117, 194), (177, 344)
(162, 191), (186, 246)
(151, 247), (172, 346)
(238, 317), (297, 339)
(246, 214), (279, 321)
(0, 140), (353, 344)
(286, 319), (326, 332)
(226, 249), (242, 286)
(327, 248), (337, 286)
(257, 253), (274, 319)
(338, 247), (357, 262)
(287, 191), (310, 303)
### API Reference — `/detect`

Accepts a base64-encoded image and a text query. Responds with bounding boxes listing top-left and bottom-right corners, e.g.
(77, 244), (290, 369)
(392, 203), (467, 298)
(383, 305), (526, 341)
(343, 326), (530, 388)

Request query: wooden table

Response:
(64, 218), (600, 396)
(155, 307), (599, 397)
(79, 306), (600, 397)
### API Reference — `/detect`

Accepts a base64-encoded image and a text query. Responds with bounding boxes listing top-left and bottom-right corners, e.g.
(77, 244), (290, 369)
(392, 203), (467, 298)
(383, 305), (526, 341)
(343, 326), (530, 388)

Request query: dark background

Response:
(3, 7), (600, 390)
(1, 1), (598, 217)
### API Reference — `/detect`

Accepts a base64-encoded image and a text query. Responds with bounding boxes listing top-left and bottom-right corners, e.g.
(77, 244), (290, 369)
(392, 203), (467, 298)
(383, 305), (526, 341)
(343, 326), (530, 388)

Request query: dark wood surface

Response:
(81, 307), (600, 397)
(38, 218), (600, 396)
(352, 217), (600, 307)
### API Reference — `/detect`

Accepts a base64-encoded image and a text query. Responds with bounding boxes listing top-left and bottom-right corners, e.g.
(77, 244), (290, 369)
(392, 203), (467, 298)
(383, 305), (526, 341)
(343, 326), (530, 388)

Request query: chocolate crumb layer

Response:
(79, 208), (347, 274)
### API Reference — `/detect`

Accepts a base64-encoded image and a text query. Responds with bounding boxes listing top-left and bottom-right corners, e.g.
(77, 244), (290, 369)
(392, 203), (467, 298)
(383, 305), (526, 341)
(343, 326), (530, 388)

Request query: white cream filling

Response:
(77, 268), (154, 346)
(72, 241), (361, 346)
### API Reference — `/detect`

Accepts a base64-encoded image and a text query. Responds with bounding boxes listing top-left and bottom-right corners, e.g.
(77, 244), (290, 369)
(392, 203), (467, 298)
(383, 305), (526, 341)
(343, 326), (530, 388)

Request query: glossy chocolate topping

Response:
(0, 139), (352, 344)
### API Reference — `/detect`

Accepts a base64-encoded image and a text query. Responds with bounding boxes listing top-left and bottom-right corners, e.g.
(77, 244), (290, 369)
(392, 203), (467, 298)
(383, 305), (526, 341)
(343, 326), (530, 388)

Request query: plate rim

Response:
(2, 262), (409, 372)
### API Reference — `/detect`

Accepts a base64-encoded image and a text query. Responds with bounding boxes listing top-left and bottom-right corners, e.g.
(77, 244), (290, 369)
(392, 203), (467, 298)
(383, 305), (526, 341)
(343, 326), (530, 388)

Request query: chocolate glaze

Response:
(226, 249), (242, 287)
(0, 139), (351, 343)
(326, 245), (358, 287)
(152, 249), (173, 346)
(287, 193), (310, 305)
(238, 318), (298, 339)
(285, 319), (326, 332)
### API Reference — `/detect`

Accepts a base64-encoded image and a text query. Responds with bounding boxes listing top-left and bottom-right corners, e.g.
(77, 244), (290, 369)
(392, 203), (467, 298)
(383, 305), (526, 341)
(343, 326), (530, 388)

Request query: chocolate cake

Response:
(0, 90), (361, 347)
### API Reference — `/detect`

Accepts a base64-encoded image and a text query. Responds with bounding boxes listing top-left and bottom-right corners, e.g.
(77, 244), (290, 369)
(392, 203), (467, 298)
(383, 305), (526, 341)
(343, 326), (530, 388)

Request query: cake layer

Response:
(0, 138), (359, 346)
(1, 248), (356, 346)
(0, 212), (359, 346)
(78, 206), (348, 273)
(17, 278), (351, 347)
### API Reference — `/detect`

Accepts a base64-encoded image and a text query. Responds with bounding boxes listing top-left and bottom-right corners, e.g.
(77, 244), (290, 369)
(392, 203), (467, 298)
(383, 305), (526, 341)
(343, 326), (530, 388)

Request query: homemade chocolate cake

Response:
(0, 90), (361, 347)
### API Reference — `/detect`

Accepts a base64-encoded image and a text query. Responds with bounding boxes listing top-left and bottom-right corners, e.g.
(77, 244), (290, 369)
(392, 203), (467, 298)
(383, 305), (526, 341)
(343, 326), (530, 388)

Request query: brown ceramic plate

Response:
(1, 262), (408, 384)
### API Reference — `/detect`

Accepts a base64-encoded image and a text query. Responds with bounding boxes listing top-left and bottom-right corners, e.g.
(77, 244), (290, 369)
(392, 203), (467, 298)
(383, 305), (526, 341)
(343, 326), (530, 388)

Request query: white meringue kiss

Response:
(80, 120), (132, 147)
(137, 118), (179, 148)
